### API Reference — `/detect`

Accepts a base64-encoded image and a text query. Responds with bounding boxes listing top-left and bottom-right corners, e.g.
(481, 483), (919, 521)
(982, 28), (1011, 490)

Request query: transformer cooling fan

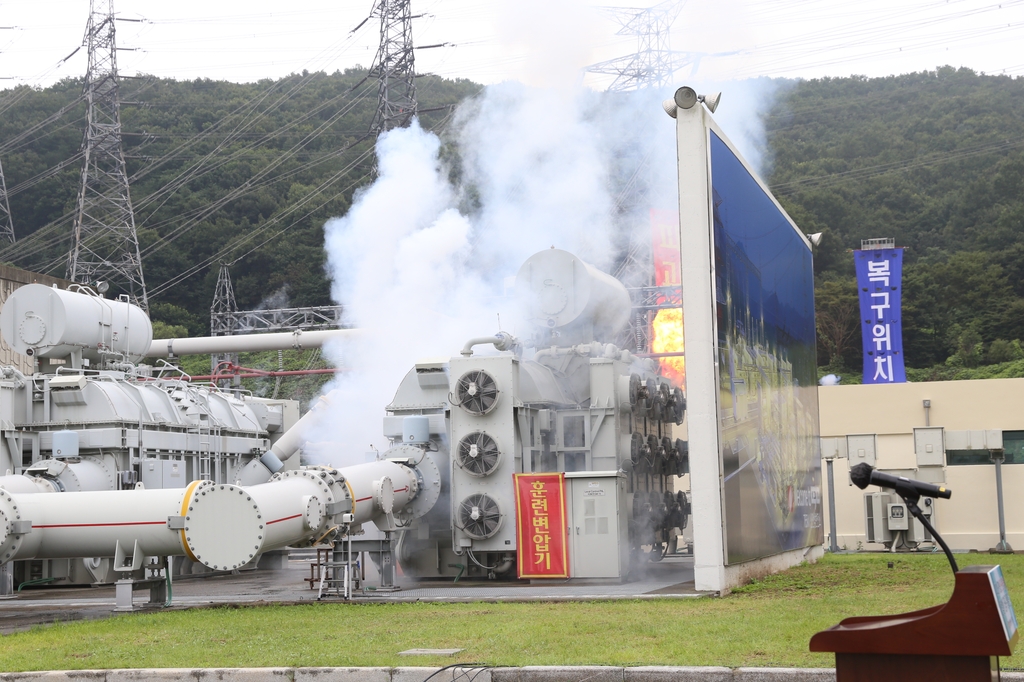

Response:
(456, 432), (502, 477)
(454, 370), (499, 415)
(456, 493), (502, 539)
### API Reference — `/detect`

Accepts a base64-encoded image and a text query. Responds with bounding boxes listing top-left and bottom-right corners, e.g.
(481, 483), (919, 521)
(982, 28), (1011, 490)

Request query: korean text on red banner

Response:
(513, 473), (569, 579)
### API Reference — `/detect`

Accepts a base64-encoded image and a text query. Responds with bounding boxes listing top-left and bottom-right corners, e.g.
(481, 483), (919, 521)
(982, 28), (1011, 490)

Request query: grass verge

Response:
(0, 553), (1021, 672)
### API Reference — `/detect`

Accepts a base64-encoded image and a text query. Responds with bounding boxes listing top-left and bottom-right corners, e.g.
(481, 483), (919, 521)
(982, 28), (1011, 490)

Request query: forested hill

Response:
(765, 67), (1024, 378)
(2, 66), (1022, 380)
(0, 70), (478, 334)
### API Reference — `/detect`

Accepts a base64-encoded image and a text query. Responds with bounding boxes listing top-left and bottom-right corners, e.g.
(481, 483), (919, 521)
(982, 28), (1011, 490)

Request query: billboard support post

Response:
(671, 89), (824, 594)
(674, 99), (728, 593)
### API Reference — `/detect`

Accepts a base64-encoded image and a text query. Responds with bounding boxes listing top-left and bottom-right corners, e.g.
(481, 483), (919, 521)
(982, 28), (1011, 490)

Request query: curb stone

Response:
(0, 668), (1022, 681)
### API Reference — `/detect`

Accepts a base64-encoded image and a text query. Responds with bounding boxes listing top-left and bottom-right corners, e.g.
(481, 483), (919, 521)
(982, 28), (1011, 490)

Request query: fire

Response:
(651, 307), (685, 386)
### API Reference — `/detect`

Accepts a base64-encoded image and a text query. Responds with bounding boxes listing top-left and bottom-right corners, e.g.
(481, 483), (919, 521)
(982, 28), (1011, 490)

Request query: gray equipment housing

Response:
(382, 249), (690, 581)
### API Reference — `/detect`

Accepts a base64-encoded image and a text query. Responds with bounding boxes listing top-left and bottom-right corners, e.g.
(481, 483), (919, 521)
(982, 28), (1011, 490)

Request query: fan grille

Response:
(456, 432), (502, 477)
(457, 493), (503, 539)
(455, 370), (499, 415)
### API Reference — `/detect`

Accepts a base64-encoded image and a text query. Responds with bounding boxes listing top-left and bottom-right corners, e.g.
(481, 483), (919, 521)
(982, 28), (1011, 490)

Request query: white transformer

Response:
(382, 249), (689, 581)
(0, 284), (299, 589)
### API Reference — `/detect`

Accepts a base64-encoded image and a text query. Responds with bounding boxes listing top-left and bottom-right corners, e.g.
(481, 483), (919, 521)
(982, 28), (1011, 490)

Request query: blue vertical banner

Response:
(855, 248), (906, 383)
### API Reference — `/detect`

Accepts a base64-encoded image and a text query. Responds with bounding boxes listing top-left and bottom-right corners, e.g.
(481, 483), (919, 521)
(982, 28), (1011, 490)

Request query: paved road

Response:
(0, 554), (698, 633)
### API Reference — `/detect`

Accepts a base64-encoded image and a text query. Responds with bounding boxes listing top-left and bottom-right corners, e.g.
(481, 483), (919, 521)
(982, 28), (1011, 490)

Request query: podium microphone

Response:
(849, 463), (952, 500)
(850, 463), (958, 574)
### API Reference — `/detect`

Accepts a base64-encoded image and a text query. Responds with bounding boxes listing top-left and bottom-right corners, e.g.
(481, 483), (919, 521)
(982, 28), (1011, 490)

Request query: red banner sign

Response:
(513, 473), (569, 579)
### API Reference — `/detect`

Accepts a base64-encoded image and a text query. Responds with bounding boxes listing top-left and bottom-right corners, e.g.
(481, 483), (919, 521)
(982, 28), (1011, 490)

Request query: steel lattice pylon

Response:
(586, 0), (697, 92)
(67, 0), (148, 311)
(369, 0), (417, 136)
(210, 263), (238, 337)
(587, 1), (693, 352)
(0, 157), (13, 243)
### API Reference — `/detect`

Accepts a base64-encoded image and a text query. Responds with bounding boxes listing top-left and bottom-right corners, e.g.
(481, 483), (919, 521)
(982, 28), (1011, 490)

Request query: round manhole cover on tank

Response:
(184, 484), (264, 571)
(19, 315), (46, 346)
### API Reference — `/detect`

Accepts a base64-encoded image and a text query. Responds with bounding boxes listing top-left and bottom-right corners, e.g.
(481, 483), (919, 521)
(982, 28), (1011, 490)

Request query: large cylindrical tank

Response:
(515, 249), (631, 342)
(0, 284), (152, 364)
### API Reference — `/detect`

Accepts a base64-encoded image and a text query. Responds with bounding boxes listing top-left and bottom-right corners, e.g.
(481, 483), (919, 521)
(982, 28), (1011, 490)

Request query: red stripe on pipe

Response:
(355, 496), (372, 502)
(394, 487), (408, 493)
(32, 521), (166, 529)
(266, 514), (302, 525)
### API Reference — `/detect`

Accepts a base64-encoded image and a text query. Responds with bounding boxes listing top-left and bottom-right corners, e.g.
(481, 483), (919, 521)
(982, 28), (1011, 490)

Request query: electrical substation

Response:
(2, 0), (816, 617)
(0, 246), (693, 612)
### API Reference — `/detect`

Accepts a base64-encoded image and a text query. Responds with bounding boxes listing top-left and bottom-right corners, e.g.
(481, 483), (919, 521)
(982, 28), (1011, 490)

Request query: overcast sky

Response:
(2, 0), (1023, 90)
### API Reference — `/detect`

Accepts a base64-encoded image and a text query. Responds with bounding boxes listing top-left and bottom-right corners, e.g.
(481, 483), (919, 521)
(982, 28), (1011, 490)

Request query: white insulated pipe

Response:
(1, 485), (194, 565)
(0, 459), (116, 495)
(0, 459), (420, 572)
(259, 390), (339, 472)
(0, 475), (59, 494)
(145, 329), (357, 358)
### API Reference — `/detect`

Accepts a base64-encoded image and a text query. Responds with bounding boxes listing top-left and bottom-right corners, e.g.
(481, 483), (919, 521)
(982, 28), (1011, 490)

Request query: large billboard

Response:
(709, 131), (824, 564)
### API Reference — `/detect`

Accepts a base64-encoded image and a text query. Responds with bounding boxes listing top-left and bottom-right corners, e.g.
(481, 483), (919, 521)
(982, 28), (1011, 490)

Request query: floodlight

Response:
(662, 99), (678, 118)
(674, 86), (698, 110)
(699, 92), (722, 113)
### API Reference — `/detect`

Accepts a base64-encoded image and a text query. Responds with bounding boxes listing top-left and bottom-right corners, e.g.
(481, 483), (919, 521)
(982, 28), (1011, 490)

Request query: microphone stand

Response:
(899, 491), (958, 575)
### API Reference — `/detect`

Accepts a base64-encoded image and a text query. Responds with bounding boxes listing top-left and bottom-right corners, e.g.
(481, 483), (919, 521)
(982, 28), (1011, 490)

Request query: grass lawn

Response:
(1, 553), (1021, 672)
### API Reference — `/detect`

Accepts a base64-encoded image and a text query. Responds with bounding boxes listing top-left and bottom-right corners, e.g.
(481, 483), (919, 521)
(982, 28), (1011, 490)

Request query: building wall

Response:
(0, 265), (70, 374)
(818, 378), (1024, 551)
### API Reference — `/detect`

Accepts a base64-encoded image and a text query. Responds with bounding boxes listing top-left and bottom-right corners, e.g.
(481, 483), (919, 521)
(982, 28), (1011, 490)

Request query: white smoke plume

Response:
(305, 83), (628, 465)
(298, 11), (780, 464)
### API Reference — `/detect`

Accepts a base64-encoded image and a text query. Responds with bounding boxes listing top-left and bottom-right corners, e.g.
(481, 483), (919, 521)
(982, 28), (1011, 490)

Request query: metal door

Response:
(570, 477), (619, 578)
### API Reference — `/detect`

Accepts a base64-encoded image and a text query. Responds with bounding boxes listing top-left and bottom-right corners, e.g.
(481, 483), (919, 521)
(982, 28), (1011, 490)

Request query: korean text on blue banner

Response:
(855, 248), (906, 384)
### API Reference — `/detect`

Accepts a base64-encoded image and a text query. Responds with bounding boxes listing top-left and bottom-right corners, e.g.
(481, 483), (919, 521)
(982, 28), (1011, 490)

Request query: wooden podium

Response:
(810, 565), (1019, 681)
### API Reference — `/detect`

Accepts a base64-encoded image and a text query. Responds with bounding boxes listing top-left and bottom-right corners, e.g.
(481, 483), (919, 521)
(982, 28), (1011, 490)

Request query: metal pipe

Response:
(0, 475), (60, 494)
(145, 329), (358, 358)
(460, 332), (520, 357)
(991, 449), (1013, 553)
(826, 457), (839, 553)
(461, 336), (504, 357)
(260, 390), (339, 473)
(0, 459), (423, 572)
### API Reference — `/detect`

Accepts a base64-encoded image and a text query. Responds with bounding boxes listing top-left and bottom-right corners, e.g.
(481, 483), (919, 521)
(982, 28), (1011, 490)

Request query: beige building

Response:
(818, 378), (1024, 551)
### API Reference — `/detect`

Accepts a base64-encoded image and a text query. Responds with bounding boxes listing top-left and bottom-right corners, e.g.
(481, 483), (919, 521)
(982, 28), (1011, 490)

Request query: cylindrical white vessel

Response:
(0, 284), (152, 363)
(0, 459), (422, 571)
(2, 486), (192, 564)
(515, 249), (632, 340)
(339, 460), (416, 524)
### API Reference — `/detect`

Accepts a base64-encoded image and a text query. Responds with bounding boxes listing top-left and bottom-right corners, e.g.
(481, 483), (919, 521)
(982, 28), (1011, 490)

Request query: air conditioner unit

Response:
(866, 491), (934, 548)
(865, 492), (893, 545)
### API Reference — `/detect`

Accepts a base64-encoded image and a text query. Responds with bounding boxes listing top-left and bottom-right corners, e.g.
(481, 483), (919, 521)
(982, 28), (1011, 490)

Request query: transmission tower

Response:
(67, 0), (148, 311)
(0, 158), (13, 243)
(209, 263), (238, 382)
(585, 1), (694, 352)
(586, 0), (697, 91)
(210, 263), (238, 337)
(368, 0), (418, 136)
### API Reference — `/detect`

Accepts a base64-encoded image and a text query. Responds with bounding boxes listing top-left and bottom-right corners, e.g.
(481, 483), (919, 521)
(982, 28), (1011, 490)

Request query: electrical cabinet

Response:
(565, 472), (628, 579)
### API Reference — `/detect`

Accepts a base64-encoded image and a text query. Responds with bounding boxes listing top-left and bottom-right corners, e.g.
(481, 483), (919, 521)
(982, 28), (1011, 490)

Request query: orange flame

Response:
(651, 307), (685, 386)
